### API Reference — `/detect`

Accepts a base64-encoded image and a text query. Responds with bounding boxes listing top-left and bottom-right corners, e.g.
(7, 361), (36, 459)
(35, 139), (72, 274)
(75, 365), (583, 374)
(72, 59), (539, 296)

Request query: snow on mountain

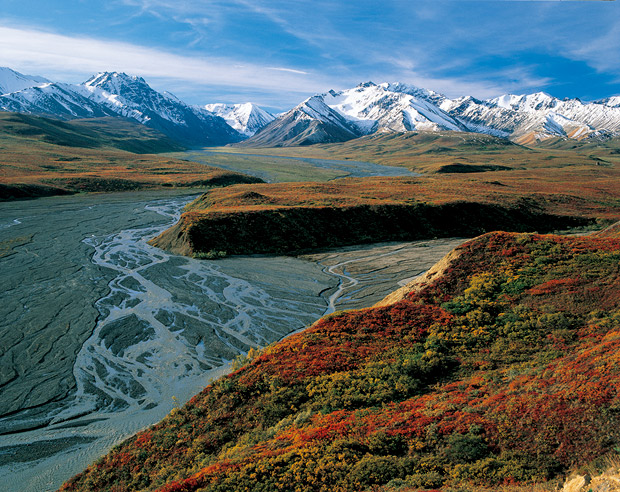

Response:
(2, 66), (620, 147)
(323, 82), (463, 133)
(0, 67), (49, 95)
(598, 96), (620, 109)
(441, 91), (620, 142)
(80, 72), (243, 146)
(243, 82), (468, 147)
(238, 95), (362, 147)
(203, 103), (275, 136)
(0, 70), (243, 146)
(0, 82), (119, 119)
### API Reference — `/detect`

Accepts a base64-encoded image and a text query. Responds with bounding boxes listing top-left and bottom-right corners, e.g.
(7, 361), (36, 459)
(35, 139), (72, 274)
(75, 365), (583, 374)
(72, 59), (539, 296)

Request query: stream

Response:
(0, 190), (464, 492)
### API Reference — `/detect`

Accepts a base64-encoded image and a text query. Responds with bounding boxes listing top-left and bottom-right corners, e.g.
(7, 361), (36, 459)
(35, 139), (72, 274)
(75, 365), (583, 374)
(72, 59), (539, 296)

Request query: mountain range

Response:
(2, 67), (620, 148)
(203, 102), (276, 136)
(0, 68), (266, 146)
(242, 81), (620, 146)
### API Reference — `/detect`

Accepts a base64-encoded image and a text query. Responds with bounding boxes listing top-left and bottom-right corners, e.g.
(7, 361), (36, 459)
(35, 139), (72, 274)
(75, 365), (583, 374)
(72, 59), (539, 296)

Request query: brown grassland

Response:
(151, 140), (620, 256)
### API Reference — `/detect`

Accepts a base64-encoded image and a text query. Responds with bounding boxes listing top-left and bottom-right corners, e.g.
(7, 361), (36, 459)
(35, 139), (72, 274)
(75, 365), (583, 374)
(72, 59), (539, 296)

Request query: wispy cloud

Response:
(267, 67), (309, 75)
(378, 69), (553, 101)
(1, 0), (618, 107)
(0, 25), (329, 97)
(112, 0), (228, 46)
(566, 20), (620, 78)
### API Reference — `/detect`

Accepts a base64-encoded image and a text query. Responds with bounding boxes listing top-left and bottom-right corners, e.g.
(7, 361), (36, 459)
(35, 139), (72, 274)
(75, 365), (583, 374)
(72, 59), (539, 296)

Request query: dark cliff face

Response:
(149, 201), (591, 257)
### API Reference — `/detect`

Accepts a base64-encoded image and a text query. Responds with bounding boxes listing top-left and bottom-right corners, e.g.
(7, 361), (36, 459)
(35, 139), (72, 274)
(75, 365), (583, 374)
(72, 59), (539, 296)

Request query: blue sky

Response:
(0, 0), (619, 111)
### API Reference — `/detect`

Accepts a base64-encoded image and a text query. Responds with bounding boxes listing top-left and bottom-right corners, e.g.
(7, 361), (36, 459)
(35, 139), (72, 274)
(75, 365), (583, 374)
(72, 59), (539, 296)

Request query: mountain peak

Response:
(356, 81), (377, 88)
(84, 72), (150, 93)
(203, 102), (275, 136)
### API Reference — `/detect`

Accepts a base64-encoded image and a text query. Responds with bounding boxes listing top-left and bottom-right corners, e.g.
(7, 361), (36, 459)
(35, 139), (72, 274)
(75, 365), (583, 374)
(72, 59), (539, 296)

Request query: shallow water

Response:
(0, 191), (464, 492)
(0, 191), (336, 491)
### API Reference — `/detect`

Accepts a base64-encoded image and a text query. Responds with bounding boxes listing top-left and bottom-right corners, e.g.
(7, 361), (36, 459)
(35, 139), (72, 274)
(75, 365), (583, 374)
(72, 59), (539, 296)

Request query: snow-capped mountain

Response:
(239, 95), (366, 147)
(243, 82), (465, 147)
(0, 82), (120, 119)
(0, 67), (49, 95)
(244, 82), (620, 147)
(439, 92), (620, 143)
(323, 82), (463, 134)
(79, 72), (243, 146)
(3, 66), (620, 148)
(203, 103), (275, 136)
(0, 68), (243, 146)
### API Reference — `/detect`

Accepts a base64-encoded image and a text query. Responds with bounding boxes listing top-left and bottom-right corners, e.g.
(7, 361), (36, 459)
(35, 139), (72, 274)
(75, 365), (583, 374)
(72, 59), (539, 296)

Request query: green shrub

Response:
(193, 249), (227, 260)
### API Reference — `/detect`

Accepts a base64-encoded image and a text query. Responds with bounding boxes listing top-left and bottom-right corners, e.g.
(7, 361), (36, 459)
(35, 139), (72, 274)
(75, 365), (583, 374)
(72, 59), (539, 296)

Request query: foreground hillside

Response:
(62, 229), (620, 491)
(0, 112), (261, 200)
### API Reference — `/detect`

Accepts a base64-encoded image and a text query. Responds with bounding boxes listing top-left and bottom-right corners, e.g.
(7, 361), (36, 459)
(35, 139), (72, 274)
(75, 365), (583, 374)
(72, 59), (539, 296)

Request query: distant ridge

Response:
(204, 102), (275, 136)
(0, 67), (49, 94)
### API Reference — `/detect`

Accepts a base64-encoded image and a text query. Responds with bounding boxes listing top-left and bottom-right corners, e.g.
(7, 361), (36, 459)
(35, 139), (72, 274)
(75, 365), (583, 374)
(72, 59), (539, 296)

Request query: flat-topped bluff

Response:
(147, 174), (619, 257)
(62, 229), (620, 492)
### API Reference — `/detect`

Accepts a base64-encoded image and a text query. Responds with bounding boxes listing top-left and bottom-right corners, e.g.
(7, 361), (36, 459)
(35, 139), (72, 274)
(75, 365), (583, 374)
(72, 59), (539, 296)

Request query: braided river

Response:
(0, 190), (463, 491)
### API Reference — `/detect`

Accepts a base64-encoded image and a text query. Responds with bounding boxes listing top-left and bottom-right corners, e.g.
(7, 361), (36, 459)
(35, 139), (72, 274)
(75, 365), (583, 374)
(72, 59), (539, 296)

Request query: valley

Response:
(1, 65), (620, 492)
(167, 149), (419, 183)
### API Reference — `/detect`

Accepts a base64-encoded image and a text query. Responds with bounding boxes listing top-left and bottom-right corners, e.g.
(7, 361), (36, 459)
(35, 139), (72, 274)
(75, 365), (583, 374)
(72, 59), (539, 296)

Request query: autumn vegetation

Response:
(5, 113), (619, 490)
(61, 227), (620, 491)
(151, 132), (620, 257)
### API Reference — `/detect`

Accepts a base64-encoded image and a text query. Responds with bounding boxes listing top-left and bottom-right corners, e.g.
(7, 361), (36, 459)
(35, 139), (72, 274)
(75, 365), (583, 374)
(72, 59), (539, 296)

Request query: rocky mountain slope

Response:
(80, 72), (242, 146)
(4, 67), (620, 148)
(61, 228), (620, 492)
(243, 82), (620, 147)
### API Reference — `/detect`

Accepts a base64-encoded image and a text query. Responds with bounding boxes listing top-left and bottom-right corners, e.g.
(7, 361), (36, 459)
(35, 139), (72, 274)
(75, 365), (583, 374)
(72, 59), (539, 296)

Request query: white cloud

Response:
(0, 25), (328, 96)
(267, 67), (309, 75)
(372, 65), (554, 100)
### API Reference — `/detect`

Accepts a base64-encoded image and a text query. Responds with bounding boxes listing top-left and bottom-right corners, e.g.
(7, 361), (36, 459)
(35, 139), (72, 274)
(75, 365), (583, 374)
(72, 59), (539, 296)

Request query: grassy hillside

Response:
(0, 112), (185, 153)
(0, 112), (261, 200)
(61, 229), (620, 492)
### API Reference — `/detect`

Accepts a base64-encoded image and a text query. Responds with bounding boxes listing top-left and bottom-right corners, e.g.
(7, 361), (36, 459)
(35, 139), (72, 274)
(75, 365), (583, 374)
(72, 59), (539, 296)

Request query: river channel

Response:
(0, 189), (464, 492)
